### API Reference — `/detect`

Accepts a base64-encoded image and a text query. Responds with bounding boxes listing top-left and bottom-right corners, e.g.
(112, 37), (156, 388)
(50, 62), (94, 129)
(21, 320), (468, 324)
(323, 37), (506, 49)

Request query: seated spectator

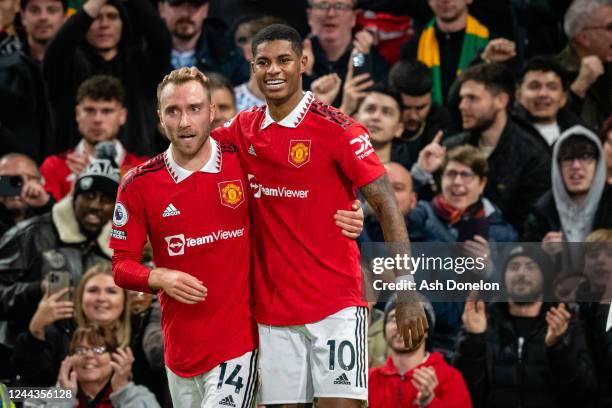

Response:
(233, 15), (284, 112)
(0, 153), (53, 236)
(575, 229), (612, 408)
(409, 145), (518, 243)
(44, 0), (171, 156)
(556, 0), (612, 132)
(30, 324), (160, 407)
(354, 85), (404, 164)
(207, 73), (237, 130)
(601, 115), (612, 184)
(158, 0), (249, 85)
(388, 59), (457, 169)
(514, 56), (584, 147)
(413, 63), (551, 232)
(0, 159), (119, 370)
(304, 0), (389, 107)
(362, 162), (416, 244)
(40, 75), (148, 201)
(0, 0), (67, 162)
(401, 0), (490, 105)
(409, 145), (517, 356)
(453, 245), (597, 408)
(523, 125), (612, 243)
(369, 294), (472, 408)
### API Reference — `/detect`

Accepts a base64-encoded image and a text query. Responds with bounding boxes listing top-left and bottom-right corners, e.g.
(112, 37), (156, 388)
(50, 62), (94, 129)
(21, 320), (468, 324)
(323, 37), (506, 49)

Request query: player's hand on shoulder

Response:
(149, 267), (207, 304)
(334, 200), (364, 239)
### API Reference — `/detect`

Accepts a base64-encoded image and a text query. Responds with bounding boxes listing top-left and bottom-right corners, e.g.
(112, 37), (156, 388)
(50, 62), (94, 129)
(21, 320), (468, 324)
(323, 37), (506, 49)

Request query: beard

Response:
(508, 283), (543, 303)
(172, 18), (199, 41)
(466, 111), (497, 134)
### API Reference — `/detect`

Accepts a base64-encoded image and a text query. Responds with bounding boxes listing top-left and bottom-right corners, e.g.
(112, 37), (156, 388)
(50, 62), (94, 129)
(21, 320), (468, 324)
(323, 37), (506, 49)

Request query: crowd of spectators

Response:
(0, 0), (611, 407)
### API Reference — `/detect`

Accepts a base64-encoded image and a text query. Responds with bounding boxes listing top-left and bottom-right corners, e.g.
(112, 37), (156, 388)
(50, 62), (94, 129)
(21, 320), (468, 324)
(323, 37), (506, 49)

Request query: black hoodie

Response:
(43, 0), (172, 157)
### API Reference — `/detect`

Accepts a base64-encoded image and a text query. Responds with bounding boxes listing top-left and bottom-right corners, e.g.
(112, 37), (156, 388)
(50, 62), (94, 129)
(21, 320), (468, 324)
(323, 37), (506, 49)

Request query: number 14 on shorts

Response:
(217, 362), (244, 393)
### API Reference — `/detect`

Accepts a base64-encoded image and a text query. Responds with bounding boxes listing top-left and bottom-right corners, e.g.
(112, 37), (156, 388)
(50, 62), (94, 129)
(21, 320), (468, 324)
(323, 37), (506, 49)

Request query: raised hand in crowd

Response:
(20, 177), (50, 208)
(311, 73), (342, 105)
(412, 366), (439, 407)
(339, 51), (375, 116)
(416, 130), (446, 174)
(480, 38), (517, 63)
(58, 355), (78, 395)
(148, 267), (208, 304)
(303, 38), (315, 76)
(462, 298), (487, 334)
(28, 287), (75, 341)
(541, 231), (564, 256)
(353, 29), (375, 55)
(66, 151), (91, 176)
(571, 55), (605, 99)
(464, 235), (493, 277)
(544, 303), (571, 346)
(110, 347), (135, 392)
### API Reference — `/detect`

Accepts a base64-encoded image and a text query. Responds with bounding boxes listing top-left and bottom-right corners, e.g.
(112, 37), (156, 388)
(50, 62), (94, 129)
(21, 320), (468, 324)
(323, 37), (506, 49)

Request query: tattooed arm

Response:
(360, 173), (428, 349)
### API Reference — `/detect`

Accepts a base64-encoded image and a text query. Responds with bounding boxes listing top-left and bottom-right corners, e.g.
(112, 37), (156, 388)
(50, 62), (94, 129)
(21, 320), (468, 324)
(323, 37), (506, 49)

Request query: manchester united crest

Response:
(218, 180), (245, 209)
(288, 140), (311, 168)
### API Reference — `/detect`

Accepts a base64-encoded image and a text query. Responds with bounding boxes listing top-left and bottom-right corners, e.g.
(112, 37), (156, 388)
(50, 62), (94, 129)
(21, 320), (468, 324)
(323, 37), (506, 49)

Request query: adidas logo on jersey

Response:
(162, 203), (181, 217)
(219, 395), (236, 407)
(248, 144), (257, 156)
(333, 373), (351, 385)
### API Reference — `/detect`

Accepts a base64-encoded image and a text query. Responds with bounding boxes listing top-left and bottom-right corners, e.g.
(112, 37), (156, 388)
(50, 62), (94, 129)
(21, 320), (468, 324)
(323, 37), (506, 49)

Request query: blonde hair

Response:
(156, 66), (210, 109)
(74, 263), (131, 348)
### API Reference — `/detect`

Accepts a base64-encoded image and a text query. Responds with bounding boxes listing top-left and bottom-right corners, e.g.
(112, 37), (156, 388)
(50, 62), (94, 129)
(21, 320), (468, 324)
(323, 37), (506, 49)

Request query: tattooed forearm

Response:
(360, 174), (413, 277)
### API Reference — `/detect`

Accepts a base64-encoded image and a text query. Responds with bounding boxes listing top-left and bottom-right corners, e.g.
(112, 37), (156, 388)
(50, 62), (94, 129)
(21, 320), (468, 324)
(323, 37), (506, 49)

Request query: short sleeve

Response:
(211, 114), (241, 145)
(332, 123), (387, 188)
(109, 173), (148, 254)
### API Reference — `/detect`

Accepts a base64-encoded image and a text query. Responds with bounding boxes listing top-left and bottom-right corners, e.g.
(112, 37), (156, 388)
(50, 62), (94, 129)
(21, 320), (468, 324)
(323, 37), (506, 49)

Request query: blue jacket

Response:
(407, 198), (518, 243)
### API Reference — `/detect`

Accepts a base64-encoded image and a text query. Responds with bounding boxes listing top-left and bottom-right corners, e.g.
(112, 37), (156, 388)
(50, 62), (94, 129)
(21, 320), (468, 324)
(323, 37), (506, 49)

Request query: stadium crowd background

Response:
(0, 0), (611, 406)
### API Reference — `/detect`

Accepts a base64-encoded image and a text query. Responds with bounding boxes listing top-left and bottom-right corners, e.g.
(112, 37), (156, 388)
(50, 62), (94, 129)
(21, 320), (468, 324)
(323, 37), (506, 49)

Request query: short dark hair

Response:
(459, 63), (515, 98)
(443, 145), (489, 179)
(519, 56), (569, 91)
(76, 75), (125, 104)
(207, 72), (236, 106)
(389, 59), (432, 96)
(558, 134), (599, 162)
(21, 0), (67, 11)
(357, 83), (403, 114)
(251, 24), (303, 58)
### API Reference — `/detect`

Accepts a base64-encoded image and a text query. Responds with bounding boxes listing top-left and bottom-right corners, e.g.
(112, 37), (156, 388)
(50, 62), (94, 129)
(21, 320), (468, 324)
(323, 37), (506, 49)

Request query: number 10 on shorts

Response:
(327, 340), (356, 371)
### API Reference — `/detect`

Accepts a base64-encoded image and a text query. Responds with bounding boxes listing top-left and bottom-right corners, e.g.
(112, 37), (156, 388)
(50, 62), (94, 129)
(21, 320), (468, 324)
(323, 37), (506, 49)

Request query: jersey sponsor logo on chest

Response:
(248, 174), (309, 199)
(288, 140), (311, 167)
(164, 228), (246, 256)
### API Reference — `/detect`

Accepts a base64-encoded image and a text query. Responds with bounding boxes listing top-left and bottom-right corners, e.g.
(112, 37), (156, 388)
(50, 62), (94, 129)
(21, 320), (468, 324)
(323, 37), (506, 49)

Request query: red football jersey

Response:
(213, 92), (386, 325)
(109, 139), (257, 377)
(41, 140), (148, 201)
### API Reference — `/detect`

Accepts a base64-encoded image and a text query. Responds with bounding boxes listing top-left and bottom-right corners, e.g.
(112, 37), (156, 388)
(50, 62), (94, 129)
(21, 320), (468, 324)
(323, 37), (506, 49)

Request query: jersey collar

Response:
(260, 91), (314, 129)
(164, 137), (221, 183)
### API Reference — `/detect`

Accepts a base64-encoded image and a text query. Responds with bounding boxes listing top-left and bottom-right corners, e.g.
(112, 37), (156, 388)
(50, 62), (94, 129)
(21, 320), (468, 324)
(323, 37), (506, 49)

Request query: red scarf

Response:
(431, 195), (486, 225)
